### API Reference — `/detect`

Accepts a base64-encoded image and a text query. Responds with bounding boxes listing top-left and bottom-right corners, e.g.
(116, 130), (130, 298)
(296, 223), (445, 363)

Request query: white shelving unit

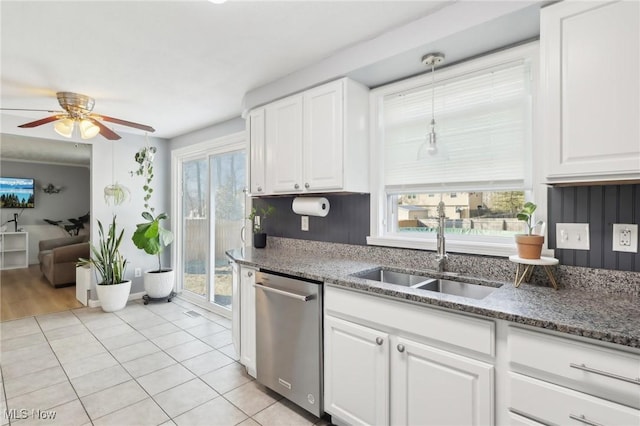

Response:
(0, 232), (29, 270)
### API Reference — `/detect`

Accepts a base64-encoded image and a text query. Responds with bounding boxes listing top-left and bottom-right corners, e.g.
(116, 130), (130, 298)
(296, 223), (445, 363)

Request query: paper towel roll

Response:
(292, 197), (330, 217)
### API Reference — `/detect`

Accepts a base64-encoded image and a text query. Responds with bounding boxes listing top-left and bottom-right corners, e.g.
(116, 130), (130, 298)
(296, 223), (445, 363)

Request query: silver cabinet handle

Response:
(294, 183), (300, 190)
(569, 414), (603, 426)
(375, 337), (383, 346)
(247, 271), (253, 277)
(305, 183), (310, 189)
(397, 344), (405, 353)
(570, 363), (640, 385)
(253, 283), (313, 302)
(257, 186), (262, 192)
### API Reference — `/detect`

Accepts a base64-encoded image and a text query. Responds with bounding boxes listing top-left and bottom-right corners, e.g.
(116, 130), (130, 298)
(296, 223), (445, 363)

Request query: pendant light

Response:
(418, 53), (445, 158)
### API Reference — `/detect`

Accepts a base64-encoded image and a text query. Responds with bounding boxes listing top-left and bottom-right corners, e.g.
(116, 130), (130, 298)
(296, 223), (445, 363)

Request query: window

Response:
(369, 43), (539, 256)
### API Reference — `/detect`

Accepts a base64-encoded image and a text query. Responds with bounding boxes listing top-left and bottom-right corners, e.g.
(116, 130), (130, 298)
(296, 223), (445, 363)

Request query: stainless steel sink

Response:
(352, 267), (499, 300)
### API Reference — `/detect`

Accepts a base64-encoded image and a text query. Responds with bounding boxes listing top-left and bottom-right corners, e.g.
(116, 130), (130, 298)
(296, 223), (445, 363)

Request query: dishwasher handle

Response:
(253, 283), (314, 302)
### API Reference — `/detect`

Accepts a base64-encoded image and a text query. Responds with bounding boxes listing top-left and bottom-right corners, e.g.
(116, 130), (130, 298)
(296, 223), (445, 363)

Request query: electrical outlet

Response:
(555, 223), (590, 250)
(301, 216), (309, 231)
(612, 223), (638, 253)
(134, 268), (142, 277)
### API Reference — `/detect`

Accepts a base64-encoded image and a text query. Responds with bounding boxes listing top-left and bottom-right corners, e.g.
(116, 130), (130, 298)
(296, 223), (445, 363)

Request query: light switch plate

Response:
(612, 223), (638, 253)
(556, 223), (590, 250)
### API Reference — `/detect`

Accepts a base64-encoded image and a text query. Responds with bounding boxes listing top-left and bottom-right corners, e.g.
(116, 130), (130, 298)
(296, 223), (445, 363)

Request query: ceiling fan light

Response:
(79, 119), (100, 139)
(54, 118), (75, 138)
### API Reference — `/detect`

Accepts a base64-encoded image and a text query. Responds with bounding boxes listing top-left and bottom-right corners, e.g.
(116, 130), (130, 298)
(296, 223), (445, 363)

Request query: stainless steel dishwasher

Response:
(254, 270), (324, 417)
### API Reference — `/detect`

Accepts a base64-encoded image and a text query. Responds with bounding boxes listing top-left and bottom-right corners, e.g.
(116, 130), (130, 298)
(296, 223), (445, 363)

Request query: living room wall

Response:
(0, 160), (90, 264)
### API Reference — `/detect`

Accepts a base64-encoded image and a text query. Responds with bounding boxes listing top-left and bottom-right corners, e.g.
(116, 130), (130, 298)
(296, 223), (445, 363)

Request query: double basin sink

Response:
(352, 267), (500, 300)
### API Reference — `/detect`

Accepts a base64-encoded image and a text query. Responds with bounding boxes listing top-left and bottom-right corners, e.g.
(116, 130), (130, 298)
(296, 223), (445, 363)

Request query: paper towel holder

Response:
(292, 196), (330, 217)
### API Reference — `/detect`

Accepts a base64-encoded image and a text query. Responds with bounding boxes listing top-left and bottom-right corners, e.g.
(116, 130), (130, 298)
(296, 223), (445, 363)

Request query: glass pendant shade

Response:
(54, 118), (75, 138)
(79, 119), (100, 139)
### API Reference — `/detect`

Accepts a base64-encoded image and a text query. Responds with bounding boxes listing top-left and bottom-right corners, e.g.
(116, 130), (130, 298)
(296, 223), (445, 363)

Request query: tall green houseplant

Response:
(131, 146), (174, 272)
(78, 215), (127, 284)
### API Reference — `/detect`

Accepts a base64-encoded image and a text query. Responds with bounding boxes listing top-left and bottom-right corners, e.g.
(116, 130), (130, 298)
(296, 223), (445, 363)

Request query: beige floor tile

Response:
(137, 364), (195, 396)
(36, 311), (82, 331)
(184, 321), (225, 338)
(2, 350), (59, 379)
(0, 331), (46, 352)
(200, 363), (253, 395)
(199, 330), (232, 349)
(252, 399), (319, 426)
(217, 343), (240, 361)
(138, 322), (181, 339)
(164, 340), (213, 362)
(152, 378), (218, 418)
(1, 317), (41, 340)
(110, 340), (160, 363)
(121, 351), (177, 378)
(99, 330), (147, 351)
(0, 342), (53, 365)
(92, 397), (170, 426)
(48, 331), (99, 351)
(7, 381), (76, 412)
(181, 349), (235, 376)
(70, 364), (131, 397)
(151, 330), (195, 350)
(127, 315), (169, 331)
(72, 308), (112, 324)
(3, 366), (67, 399)
(43, 324), (90, 342)
(80, 380), (148, 420)
(236, 418), (261, 426)
(82, 314), (126, 331)
(173, 397), (247, 426)
(90, 323), (134, 341)
(211, 317), (232, 329)
(17, 398), (90, 426)
(158, 421), (177, 426)
(172, 316), (209, 330)
(61, 352), (119, 379)
(223, 381), (280, 416)
(54, 340), (107, 364)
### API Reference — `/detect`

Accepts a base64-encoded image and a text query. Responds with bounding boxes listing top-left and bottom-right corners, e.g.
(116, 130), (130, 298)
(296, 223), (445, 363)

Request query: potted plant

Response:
(248, 205), (275, 248)
(131, 146), (175, 299)
(77, 216), (130, 312)
(515, 201), (544, 259)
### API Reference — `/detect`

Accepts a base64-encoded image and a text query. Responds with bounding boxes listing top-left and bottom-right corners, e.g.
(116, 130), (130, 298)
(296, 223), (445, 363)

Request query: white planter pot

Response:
(96, 280), (131, 312)
(144, 269), (175, 298)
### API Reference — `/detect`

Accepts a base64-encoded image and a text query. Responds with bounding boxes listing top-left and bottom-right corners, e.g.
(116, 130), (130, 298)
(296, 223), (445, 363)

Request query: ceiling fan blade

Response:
(89, 118), (121, 140)
(17, 115), (62, 128)
(1, 108), (64, 113)
(93, 114), (155, 133)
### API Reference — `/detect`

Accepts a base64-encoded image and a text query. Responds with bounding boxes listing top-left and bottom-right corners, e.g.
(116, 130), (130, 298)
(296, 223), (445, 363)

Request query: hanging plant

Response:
(133, 146), (157, 213)
(104, 182), (130, 206)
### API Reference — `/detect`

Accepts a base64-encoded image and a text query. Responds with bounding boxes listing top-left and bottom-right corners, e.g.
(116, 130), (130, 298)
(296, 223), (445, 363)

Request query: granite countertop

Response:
(227, 247), (640, 349)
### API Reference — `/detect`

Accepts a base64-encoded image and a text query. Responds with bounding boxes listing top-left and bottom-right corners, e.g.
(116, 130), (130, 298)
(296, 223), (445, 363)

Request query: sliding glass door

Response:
(176, 134), (245, 315)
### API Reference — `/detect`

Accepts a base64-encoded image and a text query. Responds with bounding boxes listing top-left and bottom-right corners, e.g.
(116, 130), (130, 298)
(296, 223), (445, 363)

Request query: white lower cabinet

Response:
(324, 285), (494, 426)
(231, 264), (257, 378)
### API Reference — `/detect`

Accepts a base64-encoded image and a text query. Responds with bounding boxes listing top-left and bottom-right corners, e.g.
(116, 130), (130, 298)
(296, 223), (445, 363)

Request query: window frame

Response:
(367, 42), (548, 257)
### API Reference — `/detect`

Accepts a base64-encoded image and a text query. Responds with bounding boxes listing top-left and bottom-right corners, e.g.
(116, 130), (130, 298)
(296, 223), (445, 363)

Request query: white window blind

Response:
(383, 59), (532, 193)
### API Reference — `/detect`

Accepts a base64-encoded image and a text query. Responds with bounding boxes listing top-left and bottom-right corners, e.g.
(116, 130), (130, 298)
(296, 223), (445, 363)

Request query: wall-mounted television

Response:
(0, 177), (35, 208)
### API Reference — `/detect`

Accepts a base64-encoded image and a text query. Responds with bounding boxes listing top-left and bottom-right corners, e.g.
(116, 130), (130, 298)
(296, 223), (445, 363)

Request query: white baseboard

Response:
(87, 291), (146, 308)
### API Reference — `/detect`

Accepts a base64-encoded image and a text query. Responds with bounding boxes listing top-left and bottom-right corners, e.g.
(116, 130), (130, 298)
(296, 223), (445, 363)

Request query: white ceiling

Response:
(1, 0), (451, 141)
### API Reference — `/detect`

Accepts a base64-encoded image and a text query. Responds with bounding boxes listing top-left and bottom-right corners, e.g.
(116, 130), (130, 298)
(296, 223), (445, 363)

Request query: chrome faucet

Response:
(436, 201), (447, 272)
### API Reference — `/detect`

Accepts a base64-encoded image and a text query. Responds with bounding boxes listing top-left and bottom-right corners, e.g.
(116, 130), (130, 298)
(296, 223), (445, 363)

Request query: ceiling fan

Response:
(1, 92), (155, 140)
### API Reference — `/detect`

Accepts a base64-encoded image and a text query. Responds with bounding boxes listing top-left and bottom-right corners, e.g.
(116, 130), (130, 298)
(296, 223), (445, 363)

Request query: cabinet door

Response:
(391, 336), (494, 426)
(265, 95), (304, 193)
(542, 1), (640, 182)
(231, 261), (240, 359)
(303, 80), (344, 191)
(324, 315), (389, 426)
(239, 266), (257, 377)
(248, 108), (266, 195)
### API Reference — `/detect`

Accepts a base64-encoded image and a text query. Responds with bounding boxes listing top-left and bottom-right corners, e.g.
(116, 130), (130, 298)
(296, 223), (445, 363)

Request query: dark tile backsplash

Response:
(253, 193), (370, 246)
(548, 183), (640, 272)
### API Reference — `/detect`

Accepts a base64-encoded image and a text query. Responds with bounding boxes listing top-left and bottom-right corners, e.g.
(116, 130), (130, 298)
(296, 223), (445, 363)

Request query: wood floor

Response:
(1, 265), (82, 322)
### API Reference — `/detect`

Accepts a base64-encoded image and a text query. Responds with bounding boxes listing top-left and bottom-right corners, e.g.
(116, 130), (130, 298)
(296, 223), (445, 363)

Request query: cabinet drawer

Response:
(510, 373), (640, 426)
(509, 327), (640, 408)
(325, 285), (494, 356)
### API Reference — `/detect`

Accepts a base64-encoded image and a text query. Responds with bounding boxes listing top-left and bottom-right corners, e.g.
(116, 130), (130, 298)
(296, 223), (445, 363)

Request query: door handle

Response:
(253, 283), (313, 302)
(569, 363), (640, 385)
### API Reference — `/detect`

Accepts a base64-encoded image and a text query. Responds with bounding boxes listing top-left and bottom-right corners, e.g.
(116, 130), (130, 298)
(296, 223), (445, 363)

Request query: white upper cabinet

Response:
(541, 1), (640, 183)
(248, 108), (266, 195)
(255, 77), (369, 195)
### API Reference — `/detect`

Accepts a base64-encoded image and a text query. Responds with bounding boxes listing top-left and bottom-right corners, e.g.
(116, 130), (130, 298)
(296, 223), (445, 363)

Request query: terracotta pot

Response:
(253, 233), (267, 249)
(515, 234), (544, 259)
